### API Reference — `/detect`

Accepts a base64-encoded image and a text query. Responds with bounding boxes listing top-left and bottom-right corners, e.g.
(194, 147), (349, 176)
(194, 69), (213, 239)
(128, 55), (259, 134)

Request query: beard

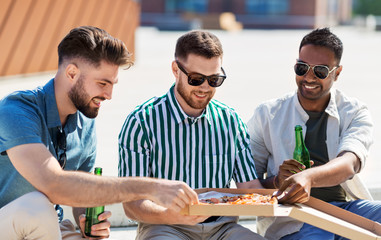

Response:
(68, 75), (103, 118)
(176, 79), (213, 110)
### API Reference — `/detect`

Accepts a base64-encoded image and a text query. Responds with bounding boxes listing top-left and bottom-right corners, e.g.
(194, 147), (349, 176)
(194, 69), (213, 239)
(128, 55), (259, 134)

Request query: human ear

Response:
(171, 61), (180, 79)
(334, 65), (343, 81)
(65, 63), (79, 83)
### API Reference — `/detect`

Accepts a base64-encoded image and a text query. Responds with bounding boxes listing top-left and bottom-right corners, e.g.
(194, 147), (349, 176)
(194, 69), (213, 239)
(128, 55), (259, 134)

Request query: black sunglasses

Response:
(294, 62), (338, 80)
(176, 60), (226, 87)
(56, 129), (67, 169)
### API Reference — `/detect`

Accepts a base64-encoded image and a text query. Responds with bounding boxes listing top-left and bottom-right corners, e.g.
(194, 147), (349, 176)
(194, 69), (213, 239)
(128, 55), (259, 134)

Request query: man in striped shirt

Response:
(118, 30), (264, 239)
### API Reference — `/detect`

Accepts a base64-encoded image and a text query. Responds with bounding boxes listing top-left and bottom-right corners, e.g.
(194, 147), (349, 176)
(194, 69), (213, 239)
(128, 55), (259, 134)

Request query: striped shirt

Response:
(118, 86), (258, 189)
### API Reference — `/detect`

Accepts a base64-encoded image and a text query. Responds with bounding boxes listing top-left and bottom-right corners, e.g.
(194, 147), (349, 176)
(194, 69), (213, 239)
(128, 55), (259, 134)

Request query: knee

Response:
(13, 191), (57, 224)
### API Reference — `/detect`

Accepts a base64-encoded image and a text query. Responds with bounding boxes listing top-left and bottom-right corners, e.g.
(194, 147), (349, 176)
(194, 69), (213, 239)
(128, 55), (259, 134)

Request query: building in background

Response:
(141, 0), (353, 30)
(0, 0), (140, 77)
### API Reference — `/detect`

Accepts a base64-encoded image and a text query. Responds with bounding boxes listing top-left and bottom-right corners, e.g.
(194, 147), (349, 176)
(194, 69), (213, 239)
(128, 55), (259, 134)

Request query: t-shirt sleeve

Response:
(0, 99), (43, 153)
(118, 113), (151, 177)
(231, 112), (258, 183)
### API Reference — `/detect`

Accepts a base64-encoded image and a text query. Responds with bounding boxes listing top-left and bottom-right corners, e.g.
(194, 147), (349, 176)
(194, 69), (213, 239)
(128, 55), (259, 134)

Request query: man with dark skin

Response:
(248, 28), (381, 240)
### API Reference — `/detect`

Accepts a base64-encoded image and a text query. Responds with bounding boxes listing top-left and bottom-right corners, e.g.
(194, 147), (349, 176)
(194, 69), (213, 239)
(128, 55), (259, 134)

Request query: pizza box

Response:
(181, 188), (381, 240)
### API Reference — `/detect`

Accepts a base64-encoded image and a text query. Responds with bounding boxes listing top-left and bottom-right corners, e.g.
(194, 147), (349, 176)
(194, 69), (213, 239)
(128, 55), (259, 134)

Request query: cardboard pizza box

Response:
(181, 188), (381, 240)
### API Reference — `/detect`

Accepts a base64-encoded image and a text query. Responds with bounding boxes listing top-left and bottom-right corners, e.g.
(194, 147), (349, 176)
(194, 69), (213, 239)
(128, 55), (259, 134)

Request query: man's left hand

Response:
(79, 211), (112, 239)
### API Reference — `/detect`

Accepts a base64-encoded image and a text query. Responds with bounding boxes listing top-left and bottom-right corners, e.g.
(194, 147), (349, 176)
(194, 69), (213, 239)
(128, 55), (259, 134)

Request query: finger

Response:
(91, 220), (111, 231)
(78, 214), (86, 235)
(184, 186), (199, 204)
(277, 178), (292, 194)
(310, 160), (314, 166)
(90, 228), (110, 238)
(89, 221), (111, 238)
(79, 214), (86, 223)
(280, 162), (304, 173)
(98, 211), (112, 221)
(280, 191), (308, 204)
(277, 184), (305, 204)
(173, 191), (187, 210)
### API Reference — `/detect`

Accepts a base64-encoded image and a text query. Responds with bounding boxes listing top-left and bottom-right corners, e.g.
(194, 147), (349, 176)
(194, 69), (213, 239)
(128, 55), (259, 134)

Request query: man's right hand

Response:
(151, 179), (199, 213)
(161, 207), (209, 225)
(277, 159), (314, 186)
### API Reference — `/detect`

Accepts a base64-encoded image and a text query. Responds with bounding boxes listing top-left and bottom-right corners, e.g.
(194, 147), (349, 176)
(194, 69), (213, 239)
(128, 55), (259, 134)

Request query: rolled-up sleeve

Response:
(338, 104), (373, 172)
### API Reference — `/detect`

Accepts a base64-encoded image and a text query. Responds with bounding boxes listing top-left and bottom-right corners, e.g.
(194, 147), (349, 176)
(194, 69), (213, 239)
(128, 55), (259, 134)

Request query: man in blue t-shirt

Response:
(0, 26), (199, 239)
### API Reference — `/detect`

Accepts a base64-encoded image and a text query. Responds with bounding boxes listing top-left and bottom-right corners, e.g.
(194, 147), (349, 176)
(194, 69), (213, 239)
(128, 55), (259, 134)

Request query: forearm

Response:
(236, 179), (264, 189)
(123, 200), (167, 224)
(259, 176), (278, 189)
(8, 144), (198, 209)
(304, 152), (359, 188)
(45, 174), (167, 207)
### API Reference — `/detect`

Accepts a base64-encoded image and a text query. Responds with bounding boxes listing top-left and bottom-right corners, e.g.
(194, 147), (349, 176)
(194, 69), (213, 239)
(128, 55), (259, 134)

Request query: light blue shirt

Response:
(0, 79), (97, 208)
(247, 88), (373, 239)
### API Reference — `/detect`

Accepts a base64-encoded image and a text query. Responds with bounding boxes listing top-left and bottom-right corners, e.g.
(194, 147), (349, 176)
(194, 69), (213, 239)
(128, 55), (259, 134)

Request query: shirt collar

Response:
(43, 78), (80, 132)
(43, 79), (61, 129)
(293, 88), (339, 120)
(166, 85), (212, 124)
(325, 88), (339, 119)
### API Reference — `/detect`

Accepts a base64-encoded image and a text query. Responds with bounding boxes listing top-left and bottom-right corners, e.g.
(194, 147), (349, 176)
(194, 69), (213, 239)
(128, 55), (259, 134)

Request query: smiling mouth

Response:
(194, 92), (207, 98)
(93, 98), (102, 107)
(303, 84), (319, 90)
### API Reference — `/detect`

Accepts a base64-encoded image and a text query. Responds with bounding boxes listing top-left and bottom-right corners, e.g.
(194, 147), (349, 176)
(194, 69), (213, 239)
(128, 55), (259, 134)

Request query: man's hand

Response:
(274, 171), (312, 204)
(79, 211), (111, 239)
(273, 159), (314, 204)
(277, 159), (314, 186)
(151, 179), (199, 212)
(161, 207), (209, 225)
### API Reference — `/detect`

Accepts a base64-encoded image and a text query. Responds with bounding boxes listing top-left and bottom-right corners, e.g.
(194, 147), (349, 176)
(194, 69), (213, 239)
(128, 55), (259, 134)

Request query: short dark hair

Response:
(58, 26), (133, 68)
(175, 30), (223, 61)
(299, 28), (343, 64)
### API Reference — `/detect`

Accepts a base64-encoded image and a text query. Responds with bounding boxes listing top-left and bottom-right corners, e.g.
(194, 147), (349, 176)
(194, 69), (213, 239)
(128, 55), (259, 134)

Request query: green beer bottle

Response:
(84, 167), (104, 237)
(293, 125), (311, 169)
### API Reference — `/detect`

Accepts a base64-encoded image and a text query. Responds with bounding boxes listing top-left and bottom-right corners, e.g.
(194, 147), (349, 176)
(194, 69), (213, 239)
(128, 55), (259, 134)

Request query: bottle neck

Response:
(94, 167), (102, 176)
(295, 129), (304, 147)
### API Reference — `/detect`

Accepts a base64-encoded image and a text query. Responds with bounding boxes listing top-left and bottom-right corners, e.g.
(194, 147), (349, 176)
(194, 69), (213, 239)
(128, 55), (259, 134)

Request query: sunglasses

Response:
(176, 60), (226, 87)
(294, 62), (338, 80)
(56, 129), (67, 169)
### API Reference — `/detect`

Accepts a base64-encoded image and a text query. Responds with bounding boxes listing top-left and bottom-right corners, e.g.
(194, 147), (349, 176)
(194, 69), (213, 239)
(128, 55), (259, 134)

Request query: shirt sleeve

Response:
(338, 104), (373, 172)
(0, 99), (43, 153)
(231, 112), (258, 183)
(247, 105), (270, 179)
(118, 113), (151, 177)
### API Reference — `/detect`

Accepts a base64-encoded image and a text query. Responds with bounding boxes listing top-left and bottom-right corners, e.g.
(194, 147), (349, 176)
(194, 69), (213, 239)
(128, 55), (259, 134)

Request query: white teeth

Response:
(305, 85), (317, 89)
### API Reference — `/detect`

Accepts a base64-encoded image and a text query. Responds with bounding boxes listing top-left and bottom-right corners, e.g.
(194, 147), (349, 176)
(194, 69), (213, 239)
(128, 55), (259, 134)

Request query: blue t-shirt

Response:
(0, 79), (97, 208)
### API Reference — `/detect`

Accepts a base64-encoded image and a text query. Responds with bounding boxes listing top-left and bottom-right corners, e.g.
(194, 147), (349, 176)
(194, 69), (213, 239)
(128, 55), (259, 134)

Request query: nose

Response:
(104, 85), (113, 100)
(304, 67), (317, 82)
(199, 78), (211, 89)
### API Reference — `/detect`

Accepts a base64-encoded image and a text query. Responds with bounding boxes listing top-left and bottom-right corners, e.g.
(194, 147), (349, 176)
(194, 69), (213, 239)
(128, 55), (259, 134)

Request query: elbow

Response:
(36, 173), (67, 205)
(123, 202), (140, 221)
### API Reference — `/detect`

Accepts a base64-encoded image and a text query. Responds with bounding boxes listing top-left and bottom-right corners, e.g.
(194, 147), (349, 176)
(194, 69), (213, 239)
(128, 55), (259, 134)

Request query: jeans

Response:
(280, 199), (381, 240)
